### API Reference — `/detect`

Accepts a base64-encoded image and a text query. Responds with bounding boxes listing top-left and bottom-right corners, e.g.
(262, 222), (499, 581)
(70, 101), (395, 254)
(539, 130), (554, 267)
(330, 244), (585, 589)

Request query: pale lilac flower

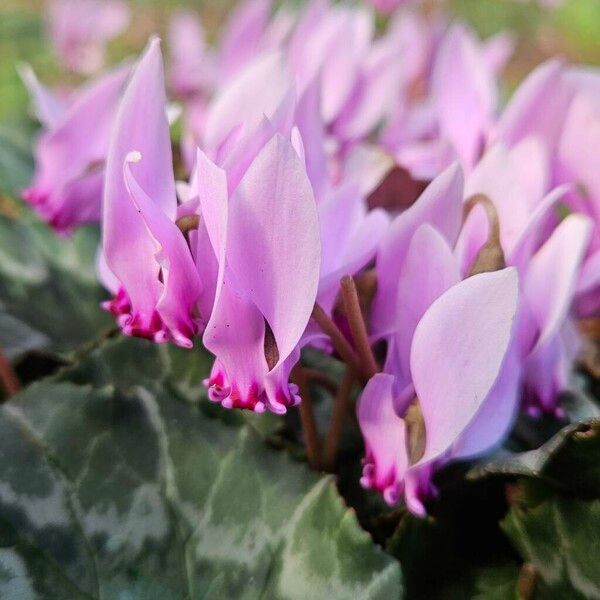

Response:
(491, 59), (600, 318)
(198, 134), (321, 414)
(47, 0), (130, 75)
(382, 22), (513, 182)
(372, 163), (464, 337)
(288, 0), (406, 146)
(365, 0), (416, 14)
(168, 10), (215, 98)
(359, 268), (520, 514)
(21, 63), (130, 233)
(102, 39), (202, 348)
(519, 215), (592, 415)
(217, 0), (274, 80)
(457, 142), (593, 415)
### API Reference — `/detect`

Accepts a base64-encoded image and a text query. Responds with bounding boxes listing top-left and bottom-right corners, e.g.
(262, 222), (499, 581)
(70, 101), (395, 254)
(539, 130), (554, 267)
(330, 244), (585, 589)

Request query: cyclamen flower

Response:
(506, 62), (600, 317)
(289, 0), (403, 140)
(168, 0), (277, 99)
(21, 63), (130, 233)
(198, 133), (321, 414)
(168, 10), (215, 99)
(47, 0), (130, 75)
(102, 39), (202, 347)
(365, 0), (416, 14)
(382, 22), (514, 181)
(361, 164), (521, 513)
(359, 268), (519, 515)
(457, 142), (593, 415)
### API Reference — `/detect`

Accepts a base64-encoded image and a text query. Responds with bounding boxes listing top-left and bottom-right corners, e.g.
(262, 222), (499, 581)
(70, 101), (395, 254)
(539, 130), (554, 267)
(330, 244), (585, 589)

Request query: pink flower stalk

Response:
(102, 39), (202, 348)
(47, 0), (130, 75)
(21, 63), (130, 233)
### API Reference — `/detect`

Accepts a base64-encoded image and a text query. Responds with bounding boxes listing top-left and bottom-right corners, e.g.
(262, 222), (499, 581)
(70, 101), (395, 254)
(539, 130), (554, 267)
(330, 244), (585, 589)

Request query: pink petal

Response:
(557, 93), (600, 221)
(317, 184), (389, 311)
(389, 224), (460, 389)
(523, 214), (592, 350)
(203, 278), (270, 413)
(103, 38), (177, 326)
(482, 31), (515, 75)
(357, 373), (409, 505)
(218, 0), (271, 79)
(465, 144), (534, 251)
(123, 155), (201, 347)
(410, 268), (519, 465)
(227, 133), (321, 365)
(23, 62), (130, 232)
(452, 341), (521, 459)
(507, 185), (567, 271)
(203, 52), (291, 152)
(431, 24), (496, 168)
(373, 163), (464, 337)
(494, 59), (573, 150)
(18, 64), (66, 128)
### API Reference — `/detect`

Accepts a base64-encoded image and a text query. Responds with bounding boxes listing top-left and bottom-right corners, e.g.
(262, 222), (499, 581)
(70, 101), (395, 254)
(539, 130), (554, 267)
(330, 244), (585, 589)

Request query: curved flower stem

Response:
(340, 275), (379, 379)
(292, 365), (321, 469)
(323, 367), (355, 472)
(463, 193), (501, 244)
(0, 346), (20, 398)
(311, 304), (365, 380)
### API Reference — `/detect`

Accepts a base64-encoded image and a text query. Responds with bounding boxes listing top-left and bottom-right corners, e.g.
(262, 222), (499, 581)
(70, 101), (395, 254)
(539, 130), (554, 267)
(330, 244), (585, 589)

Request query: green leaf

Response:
(0, 122), (34, 197)
(502, 490), (600, 599)
(0, 215), (112, 359)
(0, 312), (49, 360)
(468, 418), (600, 497)
(0, 336), (402, 599)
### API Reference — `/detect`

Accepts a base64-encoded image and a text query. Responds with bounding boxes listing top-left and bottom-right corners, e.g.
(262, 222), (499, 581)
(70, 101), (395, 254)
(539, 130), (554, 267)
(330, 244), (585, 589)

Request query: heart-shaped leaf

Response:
(502, 484), (600, 599)
(0, 336), (402, 599)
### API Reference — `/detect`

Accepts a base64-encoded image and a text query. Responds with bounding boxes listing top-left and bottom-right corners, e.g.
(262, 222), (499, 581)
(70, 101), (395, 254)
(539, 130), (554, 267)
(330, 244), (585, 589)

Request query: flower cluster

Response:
(22, 0), (600, 515)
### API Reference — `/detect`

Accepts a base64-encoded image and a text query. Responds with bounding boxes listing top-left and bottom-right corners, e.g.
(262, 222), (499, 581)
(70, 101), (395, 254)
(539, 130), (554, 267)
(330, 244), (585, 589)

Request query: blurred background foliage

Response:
(1, 0), (599, 125)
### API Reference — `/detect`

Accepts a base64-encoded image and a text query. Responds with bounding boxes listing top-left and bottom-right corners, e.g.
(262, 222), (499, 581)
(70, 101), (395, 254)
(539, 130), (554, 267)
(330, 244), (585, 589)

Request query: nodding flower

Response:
(21, 63), (130, 234)
(101, 39), (202, 348)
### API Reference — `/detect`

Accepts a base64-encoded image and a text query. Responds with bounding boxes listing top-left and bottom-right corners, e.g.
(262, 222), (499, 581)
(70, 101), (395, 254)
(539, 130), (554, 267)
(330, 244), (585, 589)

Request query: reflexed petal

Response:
(218, 0), (272, 79)
(358, 373), (409, 505)
(373, 163), (463, 336)
(103, 38), (177, 329)
(203, 52), (291, 151)
(124, 154), (202, 347)
(410, 268), (519, 465)
(523, 214), (592, 350)
(431, 24), (496, 168)
(18, 64), (66, 128)
(452, 341), (521, 459)
(227, 133), (321, 365)
(23, 63), (130, 231)
(494, 59), (573, 149)
(390, 224), (460, 388)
